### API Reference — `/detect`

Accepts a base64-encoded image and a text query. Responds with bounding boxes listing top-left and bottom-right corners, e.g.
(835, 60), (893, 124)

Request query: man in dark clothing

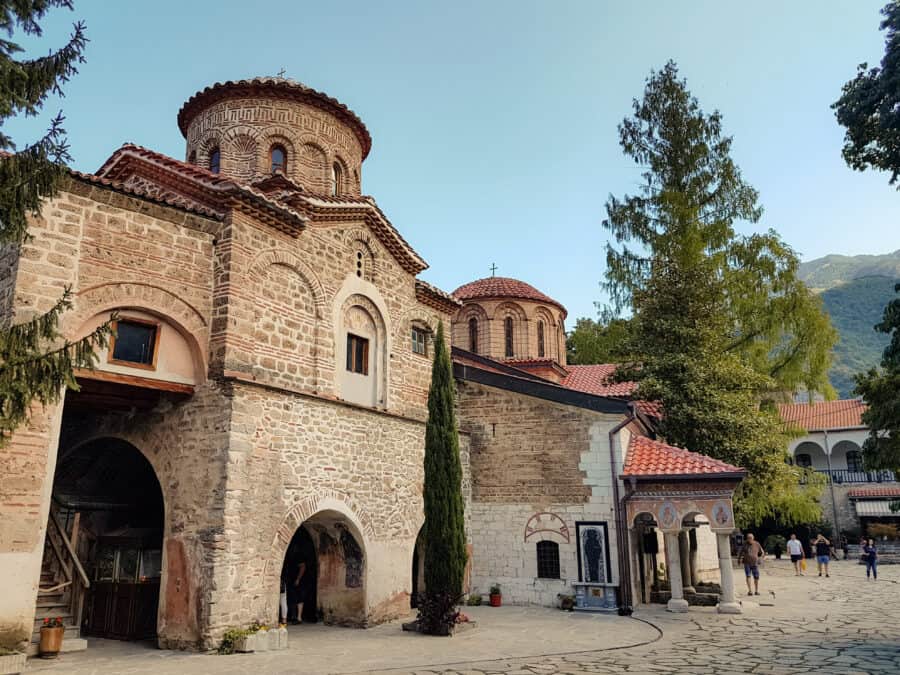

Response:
(814, 535), (831, 577)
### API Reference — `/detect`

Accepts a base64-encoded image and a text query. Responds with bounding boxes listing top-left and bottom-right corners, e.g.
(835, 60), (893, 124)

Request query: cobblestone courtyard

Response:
(27, 560), (900, 674)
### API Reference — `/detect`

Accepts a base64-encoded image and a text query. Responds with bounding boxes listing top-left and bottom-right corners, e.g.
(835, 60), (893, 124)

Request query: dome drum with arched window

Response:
(451, 276), (568, 380)
(179, 77), (368, 195)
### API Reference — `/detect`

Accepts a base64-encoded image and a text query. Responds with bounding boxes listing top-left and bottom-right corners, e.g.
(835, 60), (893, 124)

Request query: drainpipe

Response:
(823, 429), (842, 540)
(608, 404), (637, 615)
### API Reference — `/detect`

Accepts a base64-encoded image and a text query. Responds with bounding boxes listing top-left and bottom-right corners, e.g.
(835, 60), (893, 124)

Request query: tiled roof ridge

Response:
(623, 435), (745, 478)
(176, 77), (372, 159)
(453, 276), (566, 315)
(848, 486), (900, 498)
(778, 398), (867, 431)
(415, 279), (462, 310)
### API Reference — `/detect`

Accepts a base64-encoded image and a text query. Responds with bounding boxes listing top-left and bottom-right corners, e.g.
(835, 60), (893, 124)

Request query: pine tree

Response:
(604, 62), (827, 526)
(418, 321), (466, 634)
(0, 2), (112, 442)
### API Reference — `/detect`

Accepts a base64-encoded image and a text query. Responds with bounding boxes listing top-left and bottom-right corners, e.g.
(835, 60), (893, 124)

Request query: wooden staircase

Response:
(28, 508), (90, 656)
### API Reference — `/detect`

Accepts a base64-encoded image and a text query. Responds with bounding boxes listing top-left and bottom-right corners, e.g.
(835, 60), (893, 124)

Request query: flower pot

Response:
(39, 626), (65, 659)
(489, 593), (502, 607)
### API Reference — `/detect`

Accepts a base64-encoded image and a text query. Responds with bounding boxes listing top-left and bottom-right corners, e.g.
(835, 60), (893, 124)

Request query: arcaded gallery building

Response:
(0, 77), (745, 653)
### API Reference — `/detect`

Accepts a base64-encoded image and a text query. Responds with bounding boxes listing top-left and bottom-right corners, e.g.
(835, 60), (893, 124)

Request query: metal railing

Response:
(814, 468), (897, 484)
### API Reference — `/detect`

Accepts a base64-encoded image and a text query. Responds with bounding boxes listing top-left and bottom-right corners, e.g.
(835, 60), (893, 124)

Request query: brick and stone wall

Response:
(457, 379), (624, 606)
(183, 95), (364, 195)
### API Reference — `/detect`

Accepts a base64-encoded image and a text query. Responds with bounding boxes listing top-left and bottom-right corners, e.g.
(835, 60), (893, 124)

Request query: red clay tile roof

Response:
(848, 486), (900, 499)
(778, 399), (867, 431)
(622, 435), (745, 479)
(415, 280), (461, 312)
(177, 77), (372, 159)
(562, 364), (637, 397)
(453, 277), (566, 316)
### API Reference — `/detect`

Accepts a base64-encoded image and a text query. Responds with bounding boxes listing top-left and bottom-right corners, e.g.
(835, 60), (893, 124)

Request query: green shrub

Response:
(466, 594), (482, 606)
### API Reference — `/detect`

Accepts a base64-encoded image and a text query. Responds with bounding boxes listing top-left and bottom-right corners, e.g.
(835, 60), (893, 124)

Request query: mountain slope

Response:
(798, 250), (900, 291)
(817, 276), (894, 397)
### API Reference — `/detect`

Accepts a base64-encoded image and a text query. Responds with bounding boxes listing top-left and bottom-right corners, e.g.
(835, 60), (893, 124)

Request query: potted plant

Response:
(466, 593), (482, 606)
(558, 594), (575, 611)
(39, 617), (65, 659)
(489, 583), (502, 607)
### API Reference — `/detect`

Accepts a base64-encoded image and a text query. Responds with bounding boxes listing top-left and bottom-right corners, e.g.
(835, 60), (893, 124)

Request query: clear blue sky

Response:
(8, 0), (897, 323)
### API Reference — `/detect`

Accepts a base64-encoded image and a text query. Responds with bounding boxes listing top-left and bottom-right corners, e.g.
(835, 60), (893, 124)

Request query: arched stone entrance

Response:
(410, 527), (425, 609)
(49, 437), (165, 641)
(278, 509), (367, 627)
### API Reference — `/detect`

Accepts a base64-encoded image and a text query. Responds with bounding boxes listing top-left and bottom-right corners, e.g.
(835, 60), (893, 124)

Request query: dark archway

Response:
(410, 527), (425, 608)
(280, 510), (367, 626)
(50, 437), (164, 641)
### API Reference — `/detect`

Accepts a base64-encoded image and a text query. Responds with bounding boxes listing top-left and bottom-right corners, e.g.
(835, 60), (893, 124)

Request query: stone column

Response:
(664, 532), (688, 612)
(678, 530), (694, 594)
(689, 528), (699, 588)
(716, 532), (741, 614)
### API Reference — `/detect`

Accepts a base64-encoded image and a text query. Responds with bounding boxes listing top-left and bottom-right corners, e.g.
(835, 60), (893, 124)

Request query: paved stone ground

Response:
(26, 560), (900, 674)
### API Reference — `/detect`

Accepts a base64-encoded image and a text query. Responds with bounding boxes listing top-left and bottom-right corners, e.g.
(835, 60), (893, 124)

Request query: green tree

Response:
(604, 62), (826, 526)
(566, 315), (632, 365)
(0, 2), (111, 442)
(419, 321), (466, 633)
(833, 1), (900, 186)
(855, 283), (900, 476)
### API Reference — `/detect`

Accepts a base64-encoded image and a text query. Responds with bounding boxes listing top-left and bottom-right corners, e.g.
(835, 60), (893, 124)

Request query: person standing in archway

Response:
(290, 561), (308, 624)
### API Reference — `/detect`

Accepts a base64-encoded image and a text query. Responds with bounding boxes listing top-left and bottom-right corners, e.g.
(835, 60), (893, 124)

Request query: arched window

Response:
(846, 450), (863, 473)
(209, 147), (220, 174)
(537, 320), (545, 358)
(331, 162), (343, 196)
(504, 317), (514, 357)
(795, 453), (812, 468)
(468, 317), (478, 353)
(270, 145), (287, 173)
(536, 541), (560, 579)
(188, 150), (197, 164)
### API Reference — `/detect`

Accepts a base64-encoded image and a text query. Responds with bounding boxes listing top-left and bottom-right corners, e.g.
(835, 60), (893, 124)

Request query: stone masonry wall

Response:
(458, 379), (624, 606)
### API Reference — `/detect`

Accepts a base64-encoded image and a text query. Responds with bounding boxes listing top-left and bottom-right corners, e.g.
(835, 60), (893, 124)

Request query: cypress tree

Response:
(0, 2), (112, 443)
(419, 321), (466, 633)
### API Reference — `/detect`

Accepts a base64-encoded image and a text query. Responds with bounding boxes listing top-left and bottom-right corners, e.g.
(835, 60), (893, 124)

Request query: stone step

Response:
(26, 636), (87, 656)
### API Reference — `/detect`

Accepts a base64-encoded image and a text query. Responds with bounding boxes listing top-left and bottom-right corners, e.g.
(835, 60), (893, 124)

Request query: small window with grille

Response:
(536, 540), (560, 579)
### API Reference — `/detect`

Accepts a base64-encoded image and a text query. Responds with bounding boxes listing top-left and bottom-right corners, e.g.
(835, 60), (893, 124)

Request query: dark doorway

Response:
(410, 528), (425, 608)
(50, 437), (164, 641)
(282, 526), (318, 623)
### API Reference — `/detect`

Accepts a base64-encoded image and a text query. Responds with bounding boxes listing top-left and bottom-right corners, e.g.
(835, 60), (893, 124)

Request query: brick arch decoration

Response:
(524, 511), (570, 543)
(196, 130), (224, 169)
(265, 490), (376, 579)
(221, 128), (260, 183)
(297, 138), (329, 192)
(342, 227), (380, 282)
(454, 302), (490, 353)
(257, 130), (297, 177)
(247, 249), (326, 320)
(67, 282), (209, 378)
(532, 305), (558, 360)
(493, 301), (528, 358)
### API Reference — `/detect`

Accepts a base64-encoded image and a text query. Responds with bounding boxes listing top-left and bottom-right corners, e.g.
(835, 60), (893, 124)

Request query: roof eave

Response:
(620, 471), (747, 482)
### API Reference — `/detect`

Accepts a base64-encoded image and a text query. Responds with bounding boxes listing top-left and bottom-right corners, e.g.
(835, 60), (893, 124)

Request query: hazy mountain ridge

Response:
(797, 251), (899, 398)
(798, 249), (900, 291)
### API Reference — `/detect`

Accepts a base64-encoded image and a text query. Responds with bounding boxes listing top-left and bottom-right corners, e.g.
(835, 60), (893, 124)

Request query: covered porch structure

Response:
(622, 436), (746, 614)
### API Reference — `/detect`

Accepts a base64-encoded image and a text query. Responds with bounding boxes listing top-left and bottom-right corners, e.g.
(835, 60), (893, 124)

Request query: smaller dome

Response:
(453, 276), (566, 316)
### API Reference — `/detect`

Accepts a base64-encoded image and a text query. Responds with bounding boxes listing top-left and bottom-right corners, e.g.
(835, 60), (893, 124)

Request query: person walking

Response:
(739, 533), (766, 596)
(814, 535), (831, 577)
(787, 533), (804, 576)
(864, 538), (878, 580)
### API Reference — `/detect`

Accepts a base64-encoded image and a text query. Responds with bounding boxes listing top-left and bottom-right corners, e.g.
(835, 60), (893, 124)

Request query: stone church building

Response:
(0, 78), (745, 654)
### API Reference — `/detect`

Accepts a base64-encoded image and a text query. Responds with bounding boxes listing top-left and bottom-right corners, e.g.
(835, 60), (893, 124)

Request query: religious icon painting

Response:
(711, 500), (733, 528)
(657, 501), (678, 529)
(575, 521), (612, 584)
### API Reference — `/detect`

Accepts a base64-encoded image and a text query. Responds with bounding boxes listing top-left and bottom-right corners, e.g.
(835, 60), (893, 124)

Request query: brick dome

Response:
(453, 277), (566, 316)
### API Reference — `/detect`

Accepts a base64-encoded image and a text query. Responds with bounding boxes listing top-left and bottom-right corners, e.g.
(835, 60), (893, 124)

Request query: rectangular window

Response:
(109, 318), (159, 369)
(536, 540), (560, 579)
(411, 327), (427, 355)
(346, 334), (369, 375)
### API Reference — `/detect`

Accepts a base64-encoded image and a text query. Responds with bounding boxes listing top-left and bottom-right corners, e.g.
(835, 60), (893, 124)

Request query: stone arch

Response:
(343, 228), (378, 283)
(68, 282), (208, 380)
(524, 511), (570, 543)
(793, 440), (827, 470)
(221, 128), (260, 183)
(260, 132), (297, 176)
(196, 131), (223, 170)
(331, 154), (349, 195)
(247, 249), (326, 319)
